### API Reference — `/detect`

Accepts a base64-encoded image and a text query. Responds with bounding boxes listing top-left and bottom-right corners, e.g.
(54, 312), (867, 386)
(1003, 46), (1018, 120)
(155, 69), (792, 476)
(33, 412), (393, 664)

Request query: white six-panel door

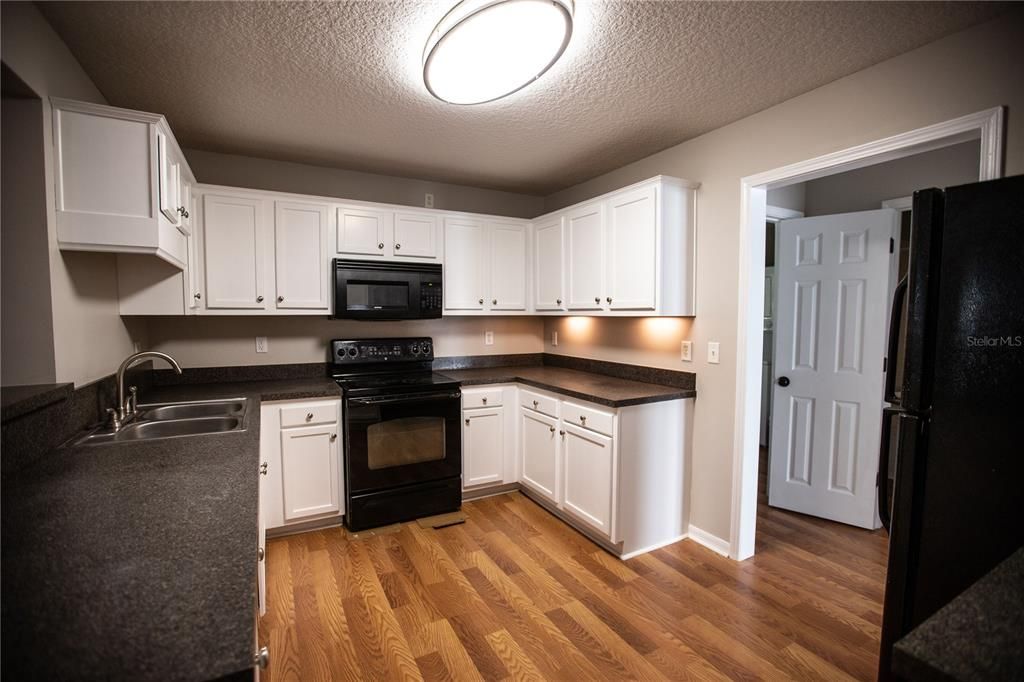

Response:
(202, 193), (266, 309)
(489, 221), (527, 311)
(520, 409), (560, 502)
(605, 185), (657, 310)
(769, 209), (897, 528)
(566, 201), (605, 311)
(274, 201), (329, 310)
(534, 216), (565, 310)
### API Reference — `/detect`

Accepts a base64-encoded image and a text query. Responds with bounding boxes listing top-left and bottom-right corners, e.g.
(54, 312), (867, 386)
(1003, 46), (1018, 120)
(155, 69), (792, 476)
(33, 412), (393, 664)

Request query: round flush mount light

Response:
(423, 0), (574, 105)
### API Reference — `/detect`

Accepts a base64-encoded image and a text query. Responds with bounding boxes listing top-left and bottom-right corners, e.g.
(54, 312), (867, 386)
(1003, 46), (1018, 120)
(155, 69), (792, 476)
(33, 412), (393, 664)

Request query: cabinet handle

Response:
(532, 400), (538, 408)
(258, 547), (265, 561)
(260, 462), (268, 475)
(183, 210), (189, 219)
(254, 646), (270, 670)
(580, 415), (587, 424)
(492, 299), (498, 305)
(465, 418), (470, 426)
(556, 298), (562, 305)
(559, 430), (565, 436)
(395, 243), (401, 250)
(194, 292), (201, 300)
(549, 426), (555, 433)
(481, 397), (487, 405)
(330, 433), (337, 441)
(594, 297), (600, 304)
(305, 412), (313, 421)
(378, 242), (385, 250)
(256, 295), (264, 303)
(606, 297), (612, 304)
(277, 296), (285, 303)
(478, 298), (484, 305)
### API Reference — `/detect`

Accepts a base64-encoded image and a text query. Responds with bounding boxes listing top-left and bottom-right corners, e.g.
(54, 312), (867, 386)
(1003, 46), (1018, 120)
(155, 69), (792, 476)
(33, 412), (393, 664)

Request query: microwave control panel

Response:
(420, 281), (442, 313)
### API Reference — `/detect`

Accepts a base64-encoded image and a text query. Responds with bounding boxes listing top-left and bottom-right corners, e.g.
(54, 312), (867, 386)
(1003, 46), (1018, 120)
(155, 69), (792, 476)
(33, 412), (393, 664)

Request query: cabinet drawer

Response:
(562, 401), (614, 436)
(462, 387), (503, 409)
(280, 402), (337, 428)
(520, 389), (558, 417)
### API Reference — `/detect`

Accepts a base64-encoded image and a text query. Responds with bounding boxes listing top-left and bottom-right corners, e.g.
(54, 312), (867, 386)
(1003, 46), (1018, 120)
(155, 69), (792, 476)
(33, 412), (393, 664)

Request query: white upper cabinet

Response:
(566, 201), (605, 311)
(534, 216), (565, 311)
(52, 98), (192, 268)
(202, 193), (267, 309)
(489, 221), (528, 311)
(394, 211), (438, 259)
(444, 217), (487, 311)
(532, 176), (698, 316)
(274, 201), (330, 310)
(337, 205), (390, 258)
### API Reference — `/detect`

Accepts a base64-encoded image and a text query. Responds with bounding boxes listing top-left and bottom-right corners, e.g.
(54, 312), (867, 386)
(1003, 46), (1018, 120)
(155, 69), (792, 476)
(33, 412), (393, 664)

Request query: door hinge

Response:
(889, 238), (895, 254)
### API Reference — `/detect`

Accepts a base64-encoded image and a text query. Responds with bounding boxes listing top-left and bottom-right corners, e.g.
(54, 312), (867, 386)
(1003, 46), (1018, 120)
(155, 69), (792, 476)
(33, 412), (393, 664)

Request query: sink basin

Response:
(116, 417), (242, 440)
(138, 399), (246, 421)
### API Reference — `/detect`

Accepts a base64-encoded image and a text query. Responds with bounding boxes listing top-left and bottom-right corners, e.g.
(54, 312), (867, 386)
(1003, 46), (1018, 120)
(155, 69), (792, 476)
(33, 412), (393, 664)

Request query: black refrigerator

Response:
(877, 174), (1024, 679)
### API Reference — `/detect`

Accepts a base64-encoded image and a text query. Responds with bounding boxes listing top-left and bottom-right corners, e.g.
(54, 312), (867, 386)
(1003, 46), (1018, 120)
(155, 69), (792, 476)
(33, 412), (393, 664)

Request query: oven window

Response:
(367, 416), (445, 469)
(347, 280), (409, 310)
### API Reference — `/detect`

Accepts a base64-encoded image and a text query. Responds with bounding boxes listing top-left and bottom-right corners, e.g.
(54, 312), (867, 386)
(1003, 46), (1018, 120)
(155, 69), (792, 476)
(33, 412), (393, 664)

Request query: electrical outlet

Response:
(680, 340), (692, 361)
(708, 341), (720, 364)
(424, 193), (434, 208)
(551, 330), (559, 347)
(484, 331), (494, 346)
(255, 336), (269, 353)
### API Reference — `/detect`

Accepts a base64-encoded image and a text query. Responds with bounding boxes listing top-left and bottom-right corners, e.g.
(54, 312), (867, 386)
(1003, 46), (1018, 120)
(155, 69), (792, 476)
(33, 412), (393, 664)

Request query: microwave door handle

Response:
(349, 391), (461, 405)
(884, 276), (908, 405)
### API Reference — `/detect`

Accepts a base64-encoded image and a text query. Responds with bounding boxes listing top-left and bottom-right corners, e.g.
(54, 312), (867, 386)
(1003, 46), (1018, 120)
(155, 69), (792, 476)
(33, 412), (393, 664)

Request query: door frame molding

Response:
(731, 107), (1004, 560)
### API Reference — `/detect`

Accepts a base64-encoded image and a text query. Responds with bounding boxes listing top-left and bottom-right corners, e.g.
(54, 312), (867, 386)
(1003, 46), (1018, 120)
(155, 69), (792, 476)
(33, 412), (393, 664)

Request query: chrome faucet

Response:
(109, 351), (183, 429)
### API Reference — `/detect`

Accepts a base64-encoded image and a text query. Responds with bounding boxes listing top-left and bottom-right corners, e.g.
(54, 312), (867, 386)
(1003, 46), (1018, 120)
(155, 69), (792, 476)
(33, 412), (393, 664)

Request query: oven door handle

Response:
(348, 391), (462, 406)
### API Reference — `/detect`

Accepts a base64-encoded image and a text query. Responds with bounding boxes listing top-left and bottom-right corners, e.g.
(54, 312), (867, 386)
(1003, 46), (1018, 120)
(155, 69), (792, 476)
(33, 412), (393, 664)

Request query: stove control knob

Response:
(422, 342), (432, 356)
(347, 347), (359, 358)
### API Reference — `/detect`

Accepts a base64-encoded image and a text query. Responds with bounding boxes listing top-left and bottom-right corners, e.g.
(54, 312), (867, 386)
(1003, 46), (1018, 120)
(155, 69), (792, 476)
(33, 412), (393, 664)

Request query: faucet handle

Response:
(106, 408), (122, 431)
(127, 386), (138, 415)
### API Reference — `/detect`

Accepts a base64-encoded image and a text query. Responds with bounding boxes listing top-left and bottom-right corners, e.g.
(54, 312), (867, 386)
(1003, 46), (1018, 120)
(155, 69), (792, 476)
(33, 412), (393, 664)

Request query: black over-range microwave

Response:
(332, 259), (443, 320)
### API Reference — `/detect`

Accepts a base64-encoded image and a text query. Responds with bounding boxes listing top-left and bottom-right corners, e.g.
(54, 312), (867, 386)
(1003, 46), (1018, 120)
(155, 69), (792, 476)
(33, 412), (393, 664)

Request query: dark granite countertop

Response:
(2, 382), (74, 423)
(438, 365), (696, 407)
(893, 547), (1024, 682)
(1, 377), (340, 681)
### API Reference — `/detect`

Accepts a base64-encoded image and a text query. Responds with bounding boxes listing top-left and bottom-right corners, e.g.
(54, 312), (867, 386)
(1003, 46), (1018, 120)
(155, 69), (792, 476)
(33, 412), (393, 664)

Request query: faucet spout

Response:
(115, 351), (183, 424)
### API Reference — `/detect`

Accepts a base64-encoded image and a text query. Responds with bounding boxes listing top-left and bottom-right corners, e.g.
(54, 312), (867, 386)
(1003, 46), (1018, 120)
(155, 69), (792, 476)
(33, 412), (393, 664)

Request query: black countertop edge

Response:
(892, 546), (1024, 682)
(1, 382), (74, 423)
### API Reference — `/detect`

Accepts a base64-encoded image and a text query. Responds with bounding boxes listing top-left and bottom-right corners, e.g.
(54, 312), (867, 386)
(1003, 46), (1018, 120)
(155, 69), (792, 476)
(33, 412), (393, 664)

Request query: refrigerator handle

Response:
(884, 276), (909, 404)
(877, 407), (903, 532)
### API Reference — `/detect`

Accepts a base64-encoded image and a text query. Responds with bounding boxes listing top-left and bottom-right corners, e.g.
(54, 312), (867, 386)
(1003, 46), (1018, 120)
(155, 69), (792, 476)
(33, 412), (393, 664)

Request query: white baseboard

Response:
(686, 524), (730, 557)
(619, 533), (689, 560)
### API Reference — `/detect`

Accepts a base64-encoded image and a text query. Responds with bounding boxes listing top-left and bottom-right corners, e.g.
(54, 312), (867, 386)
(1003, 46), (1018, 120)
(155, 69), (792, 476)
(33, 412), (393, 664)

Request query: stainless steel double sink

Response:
(77, 398), (247, 446)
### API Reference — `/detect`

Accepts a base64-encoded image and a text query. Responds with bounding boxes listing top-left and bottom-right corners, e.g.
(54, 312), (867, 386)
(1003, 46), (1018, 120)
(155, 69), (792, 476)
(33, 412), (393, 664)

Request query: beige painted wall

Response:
(765, 183), (806, 213)
(185, 149), (545, 219)
(145, 317), (543, 368)
(543, 11), (1024, 542)
(1, 2), (144, 387)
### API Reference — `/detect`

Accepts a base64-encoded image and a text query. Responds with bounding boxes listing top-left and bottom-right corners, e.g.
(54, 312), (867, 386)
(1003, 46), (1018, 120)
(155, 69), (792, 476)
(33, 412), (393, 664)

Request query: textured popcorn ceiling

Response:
(39, 1), (1006, 194)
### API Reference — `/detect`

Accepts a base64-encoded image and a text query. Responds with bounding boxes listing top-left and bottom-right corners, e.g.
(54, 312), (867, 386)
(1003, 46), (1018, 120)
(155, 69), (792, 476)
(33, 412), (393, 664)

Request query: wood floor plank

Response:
(260, 491), (887, 681)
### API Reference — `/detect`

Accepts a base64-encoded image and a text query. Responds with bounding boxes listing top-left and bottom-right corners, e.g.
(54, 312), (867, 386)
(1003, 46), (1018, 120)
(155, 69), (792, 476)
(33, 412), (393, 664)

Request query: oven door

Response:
(344, 389), (462, 493)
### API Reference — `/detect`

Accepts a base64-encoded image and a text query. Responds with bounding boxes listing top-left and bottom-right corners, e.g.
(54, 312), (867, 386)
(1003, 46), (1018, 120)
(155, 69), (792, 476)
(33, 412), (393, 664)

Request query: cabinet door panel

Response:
(275, 201), (330, 309)
(534, 216), (565, 310)
(281, 425), (340, 521)
(562, 423), (614, 538)
(490, 221), (527, 310)
(203, 194), (265, 309)
(464, 407), (504, 487)
(394, 212), (438, 259)
(337, 205), (390, 257)
(566, 202), (605, 310)
(606, 185), (657, 310)
(520, 408), (559, 502)
(156, 130), (179, 224)
(444, 218), (486, 310)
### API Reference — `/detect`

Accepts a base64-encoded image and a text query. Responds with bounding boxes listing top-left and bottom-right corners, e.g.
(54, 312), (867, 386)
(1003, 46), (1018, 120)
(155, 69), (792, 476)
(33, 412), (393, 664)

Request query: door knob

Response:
(254, 647), (270, 669)
(777, 376), (791, 387)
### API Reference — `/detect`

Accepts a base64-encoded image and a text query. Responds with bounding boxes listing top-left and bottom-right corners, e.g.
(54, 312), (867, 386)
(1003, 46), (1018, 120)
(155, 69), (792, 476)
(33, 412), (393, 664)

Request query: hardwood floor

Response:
(259, 491), (888, 681)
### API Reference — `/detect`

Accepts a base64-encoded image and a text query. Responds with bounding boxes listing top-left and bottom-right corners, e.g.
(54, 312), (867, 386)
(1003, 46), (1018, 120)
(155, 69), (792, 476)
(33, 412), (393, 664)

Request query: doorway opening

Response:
(733, 107), (1004, 561)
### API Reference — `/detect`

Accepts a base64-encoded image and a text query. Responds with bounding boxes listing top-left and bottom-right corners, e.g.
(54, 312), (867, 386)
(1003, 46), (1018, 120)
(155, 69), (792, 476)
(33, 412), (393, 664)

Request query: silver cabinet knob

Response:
(194, 292), (202, 300)
(580, 415), (587, 424)
(594, 297), (600, 304)
(258, 546), (265, 561)
(395, 243), (401, 250)
(378, 242), (385, 250)
(549, 425), (555, 433)
(556, 298), (562, 305)
(481, 397), (487, 405)
(532, 400), (538, 408)
(305, 412), (313, 421)
(260, 462), (268, 475)
(277, 296), (284, 303)
(254, 646), (269, 669)
(559, 430), (565, 436)
(478, 298), (484, 305)
(330, 433), (337, 441)
(606, 297), (612, 304)
(256, 295), (264, 303)
(465, 418), (470, 426)
(492, 299), (497, 305)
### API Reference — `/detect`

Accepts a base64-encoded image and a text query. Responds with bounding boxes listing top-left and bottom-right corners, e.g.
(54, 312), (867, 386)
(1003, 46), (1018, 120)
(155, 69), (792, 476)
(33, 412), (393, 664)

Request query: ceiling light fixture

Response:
(423, 0), (574, 105)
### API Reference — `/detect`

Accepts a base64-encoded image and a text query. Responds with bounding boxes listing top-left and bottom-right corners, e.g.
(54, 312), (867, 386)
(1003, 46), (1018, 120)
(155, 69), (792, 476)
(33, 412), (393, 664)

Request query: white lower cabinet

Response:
(260, 398), (343, 532)
(561, 422), (615, 537)
(463, 407), (504, 487)
(519, 408), (560, 503)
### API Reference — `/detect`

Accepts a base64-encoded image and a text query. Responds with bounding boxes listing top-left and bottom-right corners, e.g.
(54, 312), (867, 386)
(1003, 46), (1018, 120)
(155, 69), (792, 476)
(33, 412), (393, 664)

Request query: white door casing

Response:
(769, 209), (896, 529)
(274, 201), (330, 309)
(534, 216), (565, 310)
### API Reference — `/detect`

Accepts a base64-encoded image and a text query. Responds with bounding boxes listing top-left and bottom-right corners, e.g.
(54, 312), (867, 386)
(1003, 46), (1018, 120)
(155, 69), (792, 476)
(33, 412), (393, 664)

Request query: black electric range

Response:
(330, 338), (462, 531)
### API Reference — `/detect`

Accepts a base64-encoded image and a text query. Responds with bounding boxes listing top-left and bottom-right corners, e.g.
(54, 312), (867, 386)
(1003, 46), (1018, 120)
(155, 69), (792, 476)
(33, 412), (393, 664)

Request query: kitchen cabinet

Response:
(463, 407), (504, 487)
(259, 398), (344, 533)
(532, 176), (698, 316)
(52, 98), (191, 268)
(444, 218), (530, 314)
(394, 211), (439, 259)
(202, 192), (267, 309)
(258, 459), (267, 616)
(337, 206), (440, 261)
(274, 201), (330, 310)
(561, 421), (615, 537)
(520, 407), (560, 503)
(534, 216), (565, 311)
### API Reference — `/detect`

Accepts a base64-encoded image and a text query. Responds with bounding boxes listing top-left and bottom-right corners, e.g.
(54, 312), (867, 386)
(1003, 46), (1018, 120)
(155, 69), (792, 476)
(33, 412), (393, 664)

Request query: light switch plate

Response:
(484, 331), (494, 346)
(424, 193), (434, 208)
(552, 330), (558, 347)
(708, 341), (720, 364)
(680, 340), (692, 361)
(256, 336), (269, 353)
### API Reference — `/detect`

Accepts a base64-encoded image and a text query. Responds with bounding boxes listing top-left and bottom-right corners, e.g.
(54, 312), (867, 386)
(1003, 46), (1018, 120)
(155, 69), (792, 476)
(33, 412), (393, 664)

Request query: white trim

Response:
(881, 196), (913, 212)
(618, 533), (689, 560)
(766, 205), (804, 221)
(686, 525), (731, 557)
(731, 107), (1004, 561)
